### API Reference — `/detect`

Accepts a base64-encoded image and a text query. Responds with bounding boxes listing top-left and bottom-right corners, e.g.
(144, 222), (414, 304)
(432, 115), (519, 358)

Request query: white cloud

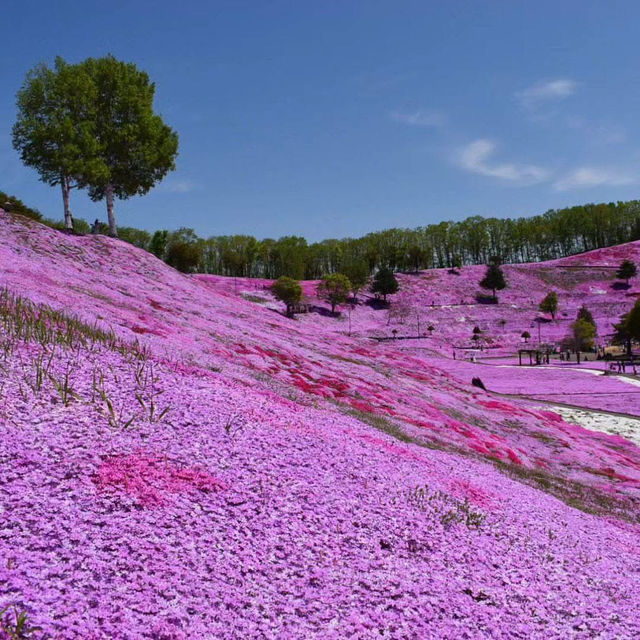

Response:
(390, 109), (447, 127)
(516, 78), (578, 107)
(553, 167), (636, 191)
(458, 139), (549, 184)
(161, 179), (196, 193)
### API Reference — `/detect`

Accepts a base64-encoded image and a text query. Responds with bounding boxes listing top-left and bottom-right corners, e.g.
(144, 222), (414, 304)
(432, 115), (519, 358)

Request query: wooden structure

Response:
(518, 348), (551, 366)
(289, 301), (311, 314)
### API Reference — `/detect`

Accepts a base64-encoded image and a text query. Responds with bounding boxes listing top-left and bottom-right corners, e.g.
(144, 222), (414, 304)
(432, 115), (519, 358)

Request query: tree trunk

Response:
(106, 183), (117, 237)
(61, 177), (73, 232)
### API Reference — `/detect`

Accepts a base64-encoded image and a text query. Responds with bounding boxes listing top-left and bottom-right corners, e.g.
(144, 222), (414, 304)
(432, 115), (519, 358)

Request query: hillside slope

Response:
(1, 209), (639, 638)
(195, 240), (640, 416)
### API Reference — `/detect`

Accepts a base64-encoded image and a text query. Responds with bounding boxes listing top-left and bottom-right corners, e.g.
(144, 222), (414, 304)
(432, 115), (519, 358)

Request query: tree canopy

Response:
(12, 55), (178, 236)
(316, 273), (351, 314)
(370, 268), (399, 301)
(77, 55), (179, 236)
(341, 261), (369, 301)
(12, 57), (98, 230)
(539, 292), (558, 319)
(616, 259), (637, 286)
(571, 318), (596, 352)
(577, 305), (596, 329)
(271, 276), (302, 317)
(612, 297), (640, 356)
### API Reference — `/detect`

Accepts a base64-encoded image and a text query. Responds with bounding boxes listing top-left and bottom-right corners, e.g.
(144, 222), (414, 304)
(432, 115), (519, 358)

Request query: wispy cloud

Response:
(553, 167), (636, 191)
(390, 109), (447, 127)
(516, 78), (578, 108)
(458, 139), (549, 184)
(161, 179), (197, 193)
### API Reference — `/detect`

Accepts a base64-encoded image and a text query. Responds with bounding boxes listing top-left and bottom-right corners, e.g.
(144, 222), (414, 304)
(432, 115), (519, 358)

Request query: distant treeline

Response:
(138, 200), (640, 277)
(3, 190), (640, 278)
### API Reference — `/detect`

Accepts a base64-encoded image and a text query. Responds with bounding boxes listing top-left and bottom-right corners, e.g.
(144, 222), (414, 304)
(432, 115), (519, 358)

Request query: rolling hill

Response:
(1, 208), (639, 639)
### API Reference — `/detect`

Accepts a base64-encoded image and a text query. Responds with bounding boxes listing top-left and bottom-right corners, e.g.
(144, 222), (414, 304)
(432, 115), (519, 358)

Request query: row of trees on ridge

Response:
(4, 189), (640, 280)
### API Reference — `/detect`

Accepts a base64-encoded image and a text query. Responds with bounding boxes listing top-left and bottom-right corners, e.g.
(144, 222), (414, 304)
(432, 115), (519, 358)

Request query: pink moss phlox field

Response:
(1, 209), (640, 638)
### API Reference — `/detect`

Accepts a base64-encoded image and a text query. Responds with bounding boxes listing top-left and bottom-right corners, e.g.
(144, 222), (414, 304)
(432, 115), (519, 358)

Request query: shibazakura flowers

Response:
(0, 208), (639, 638)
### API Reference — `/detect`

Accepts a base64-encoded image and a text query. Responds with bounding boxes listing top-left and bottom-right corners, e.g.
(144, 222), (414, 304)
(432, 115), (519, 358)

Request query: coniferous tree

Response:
(616, 259), (637, 286)
(577, 305), (596, 329)
(612, 298), (640, 356)
(479, 263), (506, 300)
(371, 268), (399, 301)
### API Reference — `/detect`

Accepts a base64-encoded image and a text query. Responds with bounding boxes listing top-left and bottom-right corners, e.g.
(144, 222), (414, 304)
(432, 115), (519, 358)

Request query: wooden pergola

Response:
(518, 347), (551, 366)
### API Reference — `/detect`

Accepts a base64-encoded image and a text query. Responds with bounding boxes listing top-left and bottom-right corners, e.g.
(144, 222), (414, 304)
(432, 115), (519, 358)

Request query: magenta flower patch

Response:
(93, 451), (226, 507)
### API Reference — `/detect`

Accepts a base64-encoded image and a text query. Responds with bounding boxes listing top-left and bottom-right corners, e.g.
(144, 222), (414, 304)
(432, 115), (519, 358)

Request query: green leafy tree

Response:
(165, 241), (201, 273)
(317, 273), (351, 314)
(222, 248), (247, 278)
(479, 262), (506, 300)
(165, 229), (202, 273)
(406, 244), (429, 272)
(149, 230), (169, 259)
(78, 55), (179, 236)
(273, 236), (308, 279)
(571, 318), (596, 352)
(117, 226), (152, 249)
(521, 331), (531, 343)
(612, 297), (640, 356)
(371, 267), (399, 301)
(12, 57), (98, 231)
(341, 261), (369, 301)
(616, 259), (637, 286)
(624, 299), (640, 345)
(271, 276), (302, 317)
(539, 291), (558, 320)
(577, 305), (596, 329)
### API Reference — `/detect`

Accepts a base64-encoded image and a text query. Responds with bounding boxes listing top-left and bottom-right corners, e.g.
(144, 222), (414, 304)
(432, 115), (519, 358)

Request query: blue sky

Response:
(1, 1), (640, 241)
